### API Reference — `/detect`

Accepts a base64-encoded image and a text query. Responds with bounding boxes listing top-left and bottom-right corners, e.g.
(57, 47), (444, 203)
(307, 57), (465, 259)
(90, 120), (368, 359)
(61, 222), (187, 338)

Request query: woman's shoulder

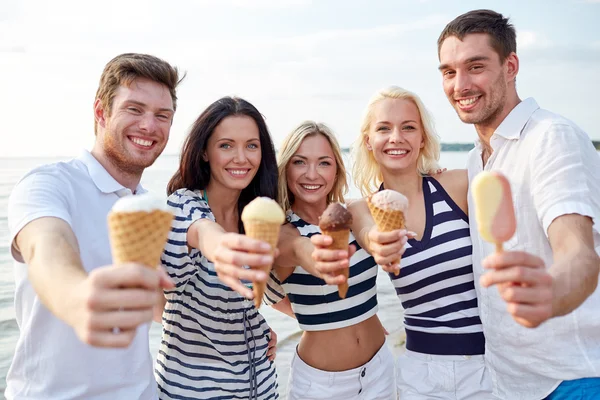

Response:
(429, 169), (468, 192)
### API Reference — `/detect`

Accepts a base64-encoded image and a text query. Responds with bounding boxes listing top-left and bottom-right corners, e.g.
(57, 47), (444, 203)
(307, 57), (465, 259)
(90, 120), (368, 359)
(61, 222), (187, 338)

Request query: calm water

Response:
(0, 151), (516, 398)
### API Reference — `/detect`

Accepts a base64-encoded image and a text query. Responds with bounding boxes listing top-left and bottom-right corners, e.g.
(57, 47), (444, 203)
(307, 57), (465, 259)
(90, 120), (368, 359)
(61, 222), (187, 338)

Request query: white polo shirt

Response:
(466, 98), (600, 400)
(6, 150), (158, 400)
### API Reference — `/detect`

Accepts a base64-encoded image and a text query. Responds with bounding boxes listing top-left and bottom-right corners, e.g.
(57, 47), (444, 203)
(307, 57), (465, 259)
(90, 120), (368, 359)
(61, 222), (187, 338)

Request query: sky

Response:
(0, 0), (599, 157)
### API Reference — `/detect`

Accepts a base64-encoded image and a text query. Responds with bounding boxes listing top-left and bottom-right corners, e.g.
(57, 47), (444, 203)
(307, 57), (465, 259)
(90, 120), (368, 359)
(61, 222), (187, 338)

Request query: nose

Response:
(305, 163), (319, 180)
(389, 127), (405, 144)
(454, 70), (472, 95)
(138, 112), (157, 133)
(233, 147), (248, 164)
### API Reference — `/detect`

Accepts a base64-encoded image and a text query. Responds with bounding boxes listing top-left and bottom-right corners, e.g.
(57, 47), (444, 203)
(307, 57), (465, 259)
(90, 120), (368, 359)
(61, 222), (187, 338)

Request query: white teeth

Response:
(386, 150), (408, 155)
(229, 170), (248, 176)
(131, 137), (153, 147)
(301, 185), (320, 190)
(459, 98), (477, 106)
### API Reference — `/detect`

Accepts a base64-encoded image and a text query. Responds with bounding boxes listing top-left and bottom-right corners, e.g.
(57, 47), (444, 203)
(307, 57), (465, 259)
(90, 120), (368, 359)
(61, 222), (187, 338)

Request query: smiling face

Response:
(94, 77), (174, 175)
(366, 98), (424, 174)
(439, 33), (517, 130)
(286, 134), (337, 207)
(204, 115), (262, 192)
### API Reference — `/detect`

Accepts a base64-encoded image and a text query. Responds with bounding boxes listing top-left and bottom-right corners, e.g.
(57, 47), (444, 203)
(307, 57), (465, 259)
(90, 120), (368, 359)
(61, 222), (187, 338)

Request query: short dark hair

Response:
(437, 9), (516, 62)
(94, 53), (184, 134)
(167, 97), (278, 233)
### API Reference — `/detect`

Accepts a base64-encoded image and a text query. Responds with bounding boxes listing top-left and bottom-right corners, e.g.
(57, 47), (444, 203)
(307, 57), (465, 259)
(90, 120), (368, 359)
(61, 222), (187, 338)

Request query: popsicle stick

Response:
(495, 242), (503, 253)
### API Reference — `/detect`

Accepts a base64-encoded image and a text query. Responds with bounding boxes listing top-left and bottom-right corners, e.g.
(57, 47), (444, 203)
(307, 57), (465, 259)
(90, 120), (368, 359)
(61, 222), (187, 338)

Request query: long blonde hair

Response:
(352, 86), (441, 196)
(278, 121), (348, 213)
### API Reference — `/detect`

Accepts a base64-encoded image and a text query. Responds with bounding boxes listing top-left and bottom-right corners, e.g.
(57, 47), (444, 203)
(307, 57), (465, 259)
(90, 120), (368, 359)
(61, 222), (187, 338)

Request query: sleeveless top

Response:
(157, 189), (279, 400)
(387, 176), (485, 355)
(266, 211), (379, 331)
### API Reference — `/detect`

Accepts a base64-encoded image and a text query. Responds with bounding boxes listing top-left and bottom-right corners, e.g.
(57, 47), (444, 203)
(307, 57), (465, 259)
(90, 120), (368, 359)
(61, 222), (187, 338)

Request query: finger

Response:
(95, 264), (162, 290)
(371, 238), (407, 260)
(223, 233), (272, 253)
(311, 234), (332, 248)
(89, 309), (154, 330)
(157, 266), (175, 290)
(482, 251), (545, 270)
(216, 250), (273, 271)
(312, 248), (349, 263)
(406, 231), (418, 239)
(80, 328), (137, 348)
(321, 272), (347, 285)
(347, 244), (357, 258)
(220, 275), (254, 299)
(314, 260), (349, 275)
(498, 285), (553, 304)
(381, 263), (400, 275)
(87, 288), (158, 311)
(480, 267), (552, 287)
(506, 303), (552, 328)
(368, 229), (407, 246)
(216, 262), (268, 282)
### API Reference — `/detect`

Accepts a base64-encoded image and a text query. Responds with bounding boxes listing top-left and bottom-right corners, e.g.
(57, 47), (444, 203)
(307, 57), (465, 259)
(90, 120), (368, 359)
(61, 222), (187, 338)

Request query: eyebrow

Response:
(125, 100), (174, 113)
(376, 120), (418, 125)
(293, 155), (333, 160)
(217, 138), (260, 142)
(438, 55), (490, 71)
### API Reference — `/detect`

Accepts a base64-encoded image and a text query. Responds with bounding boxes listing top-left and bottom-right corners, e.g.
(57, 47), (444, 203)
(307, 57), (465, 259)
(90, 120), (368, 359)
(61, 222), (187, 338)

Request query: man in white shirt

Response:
(437, 9), (600, 400)
(6, 53), (182, 399)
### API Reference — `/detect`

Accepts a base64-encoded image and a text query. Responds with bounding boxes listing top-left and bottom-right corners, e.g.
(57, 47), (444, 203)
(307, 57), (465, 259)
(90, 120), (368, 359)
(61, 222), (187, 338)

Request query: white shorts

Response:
(287, 342), (396, 400)
(396, 350), (498, 400)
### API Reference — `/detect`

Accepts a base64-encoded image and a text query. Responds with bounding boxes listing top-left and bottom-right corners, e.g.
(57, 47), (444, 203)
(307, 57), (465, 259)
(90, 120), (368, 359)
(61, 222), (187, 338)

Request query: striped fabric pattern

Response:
(389, 177), (484, 356)
(156, 189), (279, 400)
(266, 212), (379, 331)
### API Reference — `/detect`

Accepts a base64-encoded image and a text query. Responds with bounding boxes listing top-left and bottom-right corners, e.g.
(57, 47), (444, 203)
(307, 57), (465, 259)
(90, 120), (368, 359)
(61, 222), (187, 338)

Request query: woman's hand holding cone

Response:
(310, 234), (356, 285)
(367, 226), (411, 275)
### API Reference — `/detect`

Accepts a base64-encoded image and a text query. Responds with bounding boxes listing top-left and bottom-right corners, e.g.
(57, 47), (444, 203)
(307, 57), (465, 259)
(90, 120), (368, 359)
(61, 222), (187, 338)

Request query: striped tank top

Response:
(266, 211), (379, 331)
(388, 177), (485, 355)
(156, 189), (279, 400)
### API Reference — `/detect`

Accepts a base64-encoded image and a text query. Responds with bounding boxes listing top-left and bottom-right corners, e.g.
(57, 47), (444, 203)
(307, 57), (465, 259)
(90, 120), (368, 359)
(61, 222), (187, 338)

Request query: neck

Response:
(292, 198), (327, 226)
(205, 181), (241, 217)
(90, 146), (141, 193)
(475, 92), (522, 152)
(381, 167), (423, 198)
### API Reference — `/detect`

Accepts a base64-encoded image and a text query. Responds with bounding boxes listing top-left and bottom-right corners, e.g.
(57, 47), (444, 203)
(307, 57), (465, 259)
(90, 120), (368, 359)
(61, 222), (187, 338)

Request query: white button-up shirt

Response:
(467, 98), (600, 400)
(7, 150), (158, 400)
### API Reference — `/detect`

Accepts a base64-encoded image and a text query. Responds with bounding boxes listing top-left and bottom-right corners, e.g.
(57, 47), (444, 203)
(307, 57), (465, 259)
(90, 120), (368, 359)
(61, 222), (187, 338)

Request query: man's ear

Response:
(94, 99), (107, 129)
(506, 52), (519, 83)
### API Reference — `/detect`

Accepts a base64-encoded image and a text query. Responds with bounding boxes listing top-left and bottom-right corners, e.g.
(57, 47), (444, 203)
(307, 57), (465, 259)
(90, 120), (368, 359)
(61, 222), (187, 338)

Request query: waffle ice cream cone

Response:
(241, 197), (285, 308)
(318, 203), (353, 299)
(368, 190), (409, 276)
(320, 228), (351, 298)
(108, 194), (173, 269)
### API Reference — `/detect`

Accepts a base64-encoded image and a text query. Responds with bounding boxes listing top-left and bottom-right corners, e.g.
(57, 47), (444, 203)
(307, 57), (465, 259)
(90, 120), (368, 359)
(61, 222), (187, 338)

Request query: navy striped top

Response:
(156, 189), (279, 400)
(266, 211), (379, 331)
(388, 177), (485, 356)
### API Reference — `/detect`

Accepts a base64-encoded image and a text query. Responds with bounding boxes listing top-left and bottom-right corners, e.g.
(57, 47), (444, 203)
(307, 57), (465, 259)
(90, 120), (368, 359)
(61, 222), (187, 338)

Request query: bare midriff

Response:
(296, 314), (386, 372)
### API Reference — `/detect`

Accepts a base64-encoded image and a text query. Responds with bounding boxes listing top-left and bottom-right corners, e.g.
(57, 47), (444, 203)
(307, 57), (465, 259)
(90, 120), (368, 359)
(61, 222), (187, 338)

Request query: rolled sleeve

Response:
(530, 122), (600, 236)
(162, 189), (215, 287)
(263, 271), (286, 306)
(8, 168), (74, 262)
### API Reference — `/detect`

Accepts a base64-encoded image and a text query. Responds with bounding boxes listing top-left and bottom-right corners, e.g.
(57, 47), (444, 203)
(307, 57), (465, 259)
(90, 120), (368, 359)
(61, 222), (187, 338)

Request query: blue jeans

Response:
(545, 378), (600, 399)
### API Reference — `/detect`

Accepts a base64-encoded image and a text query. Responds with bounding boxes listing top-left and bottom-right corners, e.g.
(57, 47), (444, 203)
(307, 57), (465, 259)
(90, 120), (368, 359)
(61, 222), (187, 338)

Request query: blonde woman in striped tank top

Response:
(311, 87), (497, 399)
(264, 121), (397, 399)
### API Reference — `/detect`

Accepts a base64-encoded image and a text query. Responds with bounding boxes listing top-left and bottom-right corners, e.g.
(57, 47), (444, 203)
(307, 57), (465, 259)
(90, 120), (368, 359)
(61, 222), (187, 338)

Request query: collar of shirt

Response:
(473, 97), (540, 151)
(77, 150), (146, 197)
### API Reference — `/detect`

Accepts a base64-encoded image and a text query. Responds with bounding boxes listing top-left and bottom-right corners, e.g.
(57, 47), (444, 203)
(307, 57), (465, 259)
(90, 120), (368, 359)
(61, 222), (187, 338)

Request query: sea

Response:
(0, 151), (595, 399)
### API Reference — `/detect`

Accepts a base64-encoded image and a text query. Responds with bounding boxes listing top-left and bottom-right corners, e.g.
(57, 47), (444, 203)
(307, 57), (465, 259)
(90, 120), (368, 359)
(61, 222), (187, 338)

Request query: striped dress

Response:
(388, 177), (485, 355)
(265, 211), (379, 331)
(156, 189), (279, 400)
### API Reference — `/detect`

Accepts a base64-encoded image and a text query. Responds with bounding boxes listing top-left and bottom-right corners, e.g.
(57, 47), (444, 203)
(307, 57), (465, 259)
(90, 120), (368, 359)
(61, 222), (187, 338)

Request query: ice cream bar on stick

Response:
(241, 197), (285, 308)
(471, 171), (516, 253)
(367, 189), (409, 276)
(108, 193), (174, 268)
(318, 202), (353, 298)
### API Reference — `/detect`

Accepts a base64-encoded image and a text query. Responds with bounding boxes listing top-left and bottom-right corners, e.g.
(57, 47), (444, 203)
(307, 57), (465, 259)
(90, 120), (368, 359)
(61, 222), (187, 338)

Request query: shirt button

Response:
(361, 369), (366, 377)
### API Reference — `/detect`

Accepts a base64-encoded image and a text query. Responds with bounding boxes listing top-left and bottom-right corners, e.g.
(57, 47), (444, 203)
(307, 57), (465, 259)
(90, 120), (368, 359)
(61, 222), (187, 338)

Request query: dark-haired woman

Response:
(155, 97), (280, 400)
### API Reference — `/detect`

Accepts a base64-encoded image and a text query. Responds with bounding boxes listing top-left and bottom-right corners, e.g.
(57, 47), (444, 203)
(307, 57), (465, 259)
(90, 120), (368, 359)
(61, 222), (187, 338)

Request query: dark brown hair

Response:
(167, 97), (278, 233)
(94, 53), (184, 134)
(437, 9), (516, 63)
